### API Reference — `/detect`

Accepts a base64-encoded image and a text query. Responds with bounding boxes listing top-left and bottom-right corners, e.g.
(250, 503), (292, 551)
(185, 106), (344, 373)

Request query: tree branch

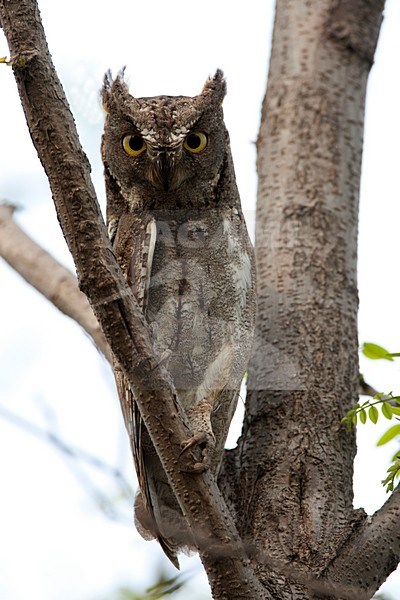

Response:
(0, 202), (112, 362)
(358, 374), (380, 398)
(320, 487), (400, 599)
(0, 1), (266, 596)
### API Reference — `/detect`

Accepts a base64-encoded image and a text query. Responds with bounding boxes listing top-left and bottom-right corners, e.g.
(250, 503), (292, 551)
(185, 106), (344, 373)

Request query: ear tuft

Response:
(101, 67), (129, 113)
(200, 69), (227, 106)
(101, 69), (113, 112)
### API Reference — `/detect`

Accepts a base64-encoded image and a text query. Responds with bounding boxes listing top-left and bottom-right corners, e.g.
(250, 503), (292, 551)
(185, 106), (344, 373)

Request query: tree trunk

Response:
(221, 0), (387, 598)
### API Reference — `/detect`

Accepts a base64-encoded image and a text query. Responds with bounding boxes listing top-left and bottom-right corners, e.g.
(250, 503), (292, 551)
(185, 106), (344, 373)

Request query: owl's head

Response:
(101, 70), (229, 207)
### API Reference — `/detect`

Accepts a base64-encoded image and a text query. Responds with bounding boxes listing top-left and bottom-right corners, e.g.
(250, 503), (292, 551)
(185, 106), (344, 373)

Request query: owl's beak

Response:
(147, 148), (184, 191)
(160, 154), (170, 192)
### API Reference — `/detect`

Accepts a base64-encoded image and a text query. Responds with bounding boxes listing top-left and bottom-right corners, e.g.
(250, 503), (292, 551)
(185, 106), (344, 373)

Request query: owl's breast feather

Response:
(145, 210), (254, 401)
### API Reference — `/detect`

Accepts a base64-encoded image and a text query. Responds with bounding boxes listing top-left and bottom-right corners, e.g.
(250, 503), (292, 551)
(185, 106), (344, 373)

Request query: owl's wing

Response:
(112, 212), (180, 568)
(111, 210), (156, 303)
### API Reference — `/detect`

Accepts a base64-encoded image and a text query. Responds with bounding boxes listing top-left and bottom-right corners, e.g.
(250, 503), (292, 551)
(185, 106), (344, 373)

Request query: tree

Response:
(0, 0), (398, 598)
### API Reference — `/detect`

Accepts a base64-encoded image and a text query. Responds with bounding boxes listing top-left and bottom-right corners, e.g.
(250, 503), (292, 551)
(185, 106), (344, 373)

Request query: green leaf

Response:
(386, 464), (399, 472)
(390, 406), (400, 416)
(146, 574), (187, 598)
(359, 408), (367, 424)
(377, 424), (400, 446)
(369, 405), (379, 424)
(382, 403), (393, 420)
(362, 343), (393, 361)
(373, 392), (384, 400)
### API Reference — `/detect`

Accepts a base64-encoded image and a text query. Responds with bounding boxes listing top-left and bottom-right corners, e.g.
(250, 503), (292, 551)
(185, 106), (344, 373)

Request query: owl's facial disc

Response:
(102, 70), (227, 198)
(121, 128), (209, 192)
(146, 149), (188, 192)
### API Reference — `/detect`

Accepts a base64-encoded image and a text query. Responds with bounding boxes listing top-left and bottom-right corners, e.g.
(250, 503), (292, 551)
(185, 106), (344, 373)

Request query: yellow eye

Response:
(183, 131), (208, 154)
(122, 134), (147, 156)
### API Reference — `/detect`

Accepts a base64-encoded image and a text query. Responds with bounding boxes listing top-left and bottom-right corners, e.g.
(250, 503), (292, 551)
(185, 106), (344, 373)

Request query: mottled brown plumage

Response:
(101, 70), (256, 567)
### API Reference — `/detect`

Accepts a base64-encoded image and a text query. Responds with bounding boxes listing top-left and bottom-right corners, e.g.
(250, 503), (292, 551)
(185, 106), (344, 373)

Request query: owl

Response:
(101, 69), (256, 567)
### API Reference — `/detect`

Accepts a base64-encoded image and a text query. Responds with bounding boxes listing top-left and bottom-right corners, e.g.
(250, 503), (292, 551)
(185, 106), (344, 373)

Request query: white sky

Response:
(0, 1), (400, 598)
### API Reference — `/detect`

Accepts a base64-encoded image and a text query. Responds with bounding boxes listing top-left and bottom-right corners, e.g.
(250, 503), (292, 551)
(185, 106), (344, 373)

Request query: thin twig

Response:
(0, 404), (134, 499)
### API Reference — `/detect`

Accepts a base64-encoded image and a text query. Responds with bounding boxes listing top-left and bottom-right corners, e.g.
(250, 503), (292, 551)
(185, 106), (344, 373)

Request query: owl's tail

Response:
(134, 488), (180, 569)
(114, 368), (185, 569)
(132, 401), (189, 569)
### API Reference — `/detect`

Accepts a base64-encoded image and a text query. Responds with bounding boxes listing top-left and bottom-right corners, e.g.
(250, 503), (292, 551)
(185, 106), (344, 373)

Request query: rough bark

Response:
(0, 1), (266, 598)
(220, 0), (389, 598)
(0, 203), (112, 362)
(321, 485), (400, 598)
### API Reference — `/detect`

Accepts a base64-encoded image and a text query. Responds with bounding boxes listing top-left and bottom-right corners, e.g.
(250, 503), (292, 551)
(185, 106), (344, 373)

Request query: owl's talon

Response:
(179, 431), (214, 473)
(180, 460), (209, 474)
(180, 431), (209, 453)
